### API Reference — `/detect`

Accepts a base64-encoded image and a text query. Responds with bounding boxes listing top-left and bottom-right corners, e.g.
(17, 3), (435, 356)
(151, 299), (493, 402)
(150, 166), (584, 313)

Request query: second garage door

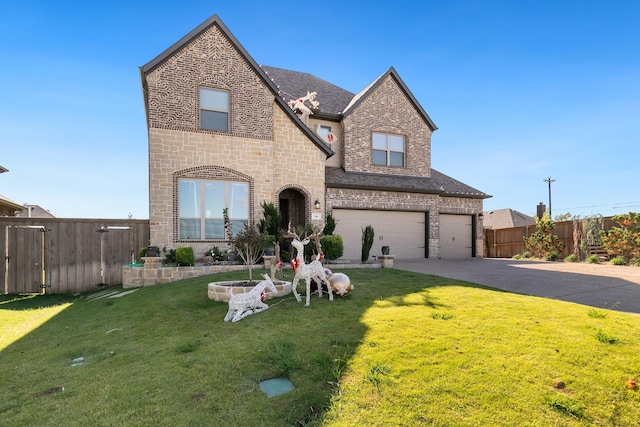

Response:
(439, 214), (473, 258)
(332, 209), (425, 260)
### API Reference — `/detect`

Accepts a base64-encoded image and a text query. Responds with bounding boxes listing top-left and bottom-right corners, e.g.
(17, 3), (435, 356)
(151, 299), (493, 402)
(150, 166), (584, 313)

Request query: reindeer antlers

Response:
(283, 222), (324, 241)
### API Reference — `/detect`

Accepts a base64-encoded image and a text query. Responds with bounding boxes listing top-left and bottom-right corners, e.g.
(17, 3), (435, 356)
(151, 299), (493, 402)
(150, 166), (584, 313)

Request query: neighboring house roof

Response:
(0, 194), (24, 214)
(15, 204), (57, 218)
(326, 167), (489, 199)
(261, 66), (355, 119)
(483, 208), (536, 229)
(139, 14), (333, 158)
(342, 67), (437, 131)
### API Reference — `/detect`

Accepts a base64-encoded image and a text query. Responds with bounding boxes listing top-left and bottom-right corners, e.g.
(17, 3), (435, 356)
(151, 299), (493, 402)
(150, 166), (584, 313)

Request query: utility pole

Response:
(543, 177), (556, 218)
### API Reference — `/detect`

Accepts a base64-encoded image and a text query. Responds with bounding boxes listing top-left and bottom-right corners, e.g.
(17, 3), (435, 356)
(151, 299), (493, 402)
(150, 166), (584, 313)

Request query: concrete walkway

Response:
(394, 258), (640, 315)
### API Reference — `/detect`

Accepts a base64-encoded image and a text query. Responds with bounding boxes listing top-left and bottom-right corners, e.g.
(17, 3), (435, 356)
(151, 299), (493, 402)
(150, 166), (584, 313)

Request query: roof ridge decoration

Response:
(287, 91), (319, 124)
(139, 14), (333, 158)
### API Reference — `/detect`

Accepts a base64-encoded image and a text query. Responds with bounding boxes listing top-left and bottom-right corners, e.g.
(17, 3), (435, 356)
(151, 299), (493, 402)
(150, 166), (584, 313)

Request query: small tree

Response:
(600, 212), (640, 262)
(523, 213), (564, 259)
(230, 224), (266, 283)
(361, 225), (375, 262)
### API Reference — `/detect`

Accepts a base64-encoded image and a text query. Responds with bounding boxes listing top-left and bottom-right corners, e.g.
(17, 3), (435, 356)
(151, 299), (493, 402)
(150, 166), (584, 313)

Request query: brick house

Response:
(140, 14), (489, 260)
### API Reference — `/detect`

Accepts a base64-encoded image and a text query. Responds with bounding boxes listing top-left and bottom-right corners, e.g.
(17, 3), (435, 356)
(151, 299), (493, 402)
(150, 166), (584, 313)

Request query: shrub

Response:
(176, 247), (194, 266)
(610, 256), (628, 266)
(321, 235), (344, 260)
(544, 251), (560, 261)
(521, 251), (532, 259)
(600, 212), (640, 260)
(361, 225), (375, 262)
(138, 247), (147, 259)
(586, 254), (599, 264)
(205, 246), (227, 261)
(523, 213), (564, 258)
(631, 256), (640, 267)
(512, 254), (522, 260)
(323, 213), (336, 236)
(258, 202), (282, 240)
(564, 254), (578, 263)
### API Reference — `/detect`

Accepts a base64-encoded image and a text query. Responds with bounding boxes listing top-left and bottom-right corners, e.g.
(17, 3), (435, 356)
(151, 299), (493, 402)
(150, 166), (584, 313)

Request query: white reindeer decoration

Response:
(284, 224), (333, 306)
(224, 274), (278, 322)
(287, 91), (319, 123)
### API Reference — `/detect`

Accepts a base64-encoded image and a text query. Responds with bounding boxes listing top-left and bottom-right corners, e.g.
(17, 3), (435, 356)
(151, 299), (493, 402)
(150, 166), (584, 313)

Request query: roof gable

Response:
(140, 14), (333, 157)
(342, 67), (437, 131)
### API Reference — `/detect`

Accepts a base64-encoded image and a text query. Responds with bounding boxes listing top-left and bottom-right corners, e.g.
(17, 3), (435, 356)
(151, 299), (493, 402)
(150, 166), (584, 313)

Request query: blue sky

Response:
(1, 0), (638, 219)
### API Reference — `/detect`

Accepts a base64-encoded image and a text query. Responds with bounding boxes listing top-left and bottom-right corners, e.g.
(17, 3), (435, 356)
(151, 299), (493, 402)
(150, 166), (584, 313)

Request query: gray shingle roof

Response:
(261, 66), (355, 117)
(325, 167), (490, 198)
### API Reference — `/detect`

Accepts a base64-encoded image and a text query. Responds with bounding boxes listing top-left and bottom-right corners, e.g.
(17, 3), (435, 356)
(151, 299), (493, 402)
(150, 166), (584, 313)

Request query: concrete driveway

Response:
(394, 258), (640, 315)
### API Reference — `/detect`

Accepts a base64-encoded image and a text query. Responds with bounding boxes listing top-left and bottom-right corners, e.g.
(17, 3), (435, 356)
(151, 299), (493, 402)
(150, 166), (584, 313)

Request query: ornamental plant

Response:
(229, 223), (266, 283)
(600, 212), (640, 262)
(523, 213), (564, 259)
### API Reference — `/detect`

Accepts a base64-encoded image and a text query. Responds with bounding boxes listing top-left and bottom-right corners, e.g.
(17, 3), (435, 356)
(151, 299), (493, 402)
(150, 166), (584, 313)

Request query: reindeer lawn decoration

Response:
(224, 274), (278, 322)
(284, 224), (333, 306)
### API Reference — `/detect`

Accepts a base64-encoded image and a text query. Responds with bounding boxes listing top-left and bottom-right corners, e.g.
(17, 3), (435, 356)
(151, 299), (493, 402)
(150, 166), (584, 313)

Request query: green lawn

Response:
(1, 268), (639, 426)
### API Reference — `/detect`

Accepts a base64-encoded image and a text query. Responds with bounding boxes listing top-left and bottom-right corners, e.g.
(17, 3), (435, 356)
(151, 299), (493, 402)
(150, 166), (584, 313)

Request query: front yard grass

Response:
(1, 268), (639, 426)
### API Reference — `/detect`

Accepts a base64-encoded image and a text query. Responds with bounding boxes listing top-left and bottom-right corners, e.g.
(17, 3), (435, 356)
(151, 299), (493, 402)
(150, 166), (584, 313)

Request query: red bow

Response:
(290, 258), (300, 272)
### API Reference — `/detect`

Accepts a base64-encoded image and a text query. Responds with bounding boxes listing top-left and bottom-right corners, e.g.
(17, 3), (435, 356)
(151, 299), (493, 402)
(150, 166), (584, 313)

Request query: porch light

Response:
(314, 200), (321, 209)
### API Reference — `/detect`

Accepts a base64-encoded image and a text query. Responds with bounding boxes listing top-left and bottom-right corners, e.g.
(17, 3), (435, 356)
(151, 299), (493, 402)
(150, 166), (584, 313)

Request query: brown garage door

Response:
(333, 209), (425, 260)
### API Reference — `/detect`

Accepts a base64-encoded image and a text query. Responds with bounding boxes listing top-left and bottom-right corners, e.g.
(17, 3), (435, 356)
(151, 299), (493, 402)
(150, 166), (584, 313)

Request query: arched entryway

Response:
(277, 186), (309, 230)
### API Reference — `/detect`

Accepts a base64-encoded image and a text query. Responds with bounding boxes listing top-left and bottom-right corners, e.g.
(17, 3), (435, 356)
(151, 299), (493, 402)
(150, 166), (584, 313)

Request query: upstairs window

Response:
(317, 125), (335, 143)
(178, 178), (248, 240)
(372, 132), (405, 167)
(200, 88), (229, 132)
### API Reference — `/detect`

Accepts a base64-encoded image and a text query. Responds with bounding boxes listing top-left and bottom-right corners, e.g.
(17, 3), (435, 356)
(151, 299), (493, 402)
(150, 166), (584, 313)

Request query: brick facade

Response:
(141, 15), (487, 259)
(342, 74), (432, 177)
(144, 21), (326, 256)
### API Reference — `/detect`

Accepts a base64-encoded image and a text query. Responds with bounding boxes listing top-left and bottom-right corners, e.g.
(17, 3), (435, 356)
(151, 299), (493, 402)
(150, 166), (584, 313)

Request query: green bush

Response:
(564, 254), (578, 263)
(164, 249), (176, 265)
(176, 247), (195, 266)
(610, 256), (628, 266)
(544, 251), (560, 261)
(321, 235), (344, 260)
(521, 251), (531, 259)
(323, 213), (336, 236)
(631, 256), (640, 267)
(586, 254), (600, 264)
(512, 254), (522, 260)
(138, 247), (147, 259)
(205, 246), (227, 261)
(361, 225), (375, 262)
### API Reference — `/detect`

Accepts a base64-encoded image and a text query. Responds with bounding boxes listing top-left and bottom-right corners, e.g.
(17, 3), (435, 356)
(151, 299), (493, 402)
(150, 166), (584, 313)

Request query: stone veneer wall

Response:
(342, 74), (432, 177)
(326, 187), (484, 258)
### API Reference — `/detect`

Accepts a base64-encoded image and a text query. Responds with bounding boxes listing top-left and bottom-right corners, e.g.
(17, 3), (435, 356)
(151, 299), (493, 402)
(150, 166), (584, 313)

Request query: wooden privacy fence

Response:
(1, 217), (149, 294)
(484, 217), (616, 259)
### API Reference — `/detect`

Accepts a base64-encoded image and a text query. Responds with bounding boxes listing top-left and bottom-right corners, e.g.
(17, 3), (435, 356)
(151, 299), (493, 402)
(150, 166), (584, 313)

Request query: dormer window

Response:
(200, 88), (229, 131)
(372, 132), (405, 167)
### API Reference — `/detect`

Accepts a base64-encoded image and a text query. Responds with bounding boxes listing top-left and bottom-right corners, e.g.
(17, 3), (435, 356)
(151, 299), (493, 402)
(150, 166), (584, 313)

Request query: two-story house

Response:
(140, 14), (489, 260)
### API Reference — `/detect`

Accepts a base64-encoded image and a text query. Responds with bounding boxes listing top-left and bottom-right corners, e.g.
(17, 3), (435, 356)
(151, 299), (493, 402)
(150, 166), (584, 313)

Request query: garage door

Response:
(333, 209), (425, 260)
(439, 214), (473, 258)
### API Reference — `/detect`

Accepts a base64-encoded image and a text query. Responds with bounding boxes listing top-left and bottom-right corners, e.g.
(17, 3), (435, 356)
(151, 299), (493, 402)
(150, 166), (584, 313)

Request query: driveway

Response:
(394, 258), (640, 315)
